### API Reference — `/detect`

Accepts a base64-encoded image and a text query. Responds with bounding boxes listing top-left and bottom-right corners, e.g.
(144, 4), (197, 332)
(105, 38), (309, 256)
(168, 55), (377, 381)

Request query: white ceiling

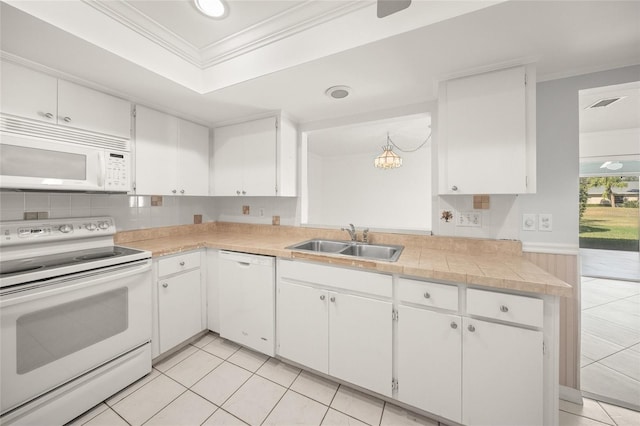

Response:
(1, 1), (639, 128)
(579, 82), (640, 133)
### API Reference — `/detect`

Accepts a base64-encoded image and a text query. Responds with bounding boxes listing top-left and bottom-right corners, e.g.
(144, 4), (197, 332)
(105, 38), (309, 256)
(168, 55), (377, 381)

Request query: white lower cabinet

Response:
(277, 281), (329, 373)
(397, 306), (462, 424)
(276, 260), (393, 397)
(155, 251), (205, 356)
(462, 317), (543, 426)
(329, 292), (392, 397)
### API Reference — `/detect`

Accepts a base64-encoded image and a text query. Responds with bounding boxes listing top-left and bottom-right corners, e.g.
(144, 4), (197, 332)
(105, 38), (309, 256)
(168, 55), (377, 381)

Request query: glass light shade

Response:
(195, 0), (227, 18)
(374, 145), (402, 169)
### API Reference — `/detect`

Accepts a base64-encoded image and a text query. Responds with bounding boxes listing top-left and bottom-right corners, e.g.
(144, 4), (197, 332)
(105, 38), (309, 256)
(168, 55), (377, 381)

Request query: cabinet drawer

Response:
(398, 278), (458, 311)
(158, 251), (201, 277)
(466, 288), (543, 328)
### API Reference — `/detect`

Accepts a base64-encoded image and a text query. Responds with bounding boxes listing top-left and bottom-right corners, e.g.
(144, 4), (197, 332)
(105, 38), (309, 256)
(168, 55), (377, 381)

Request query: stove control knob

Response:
(85, 223), (97, 231)
(98, 222), (110, 230)
(59, 224), (73, 233)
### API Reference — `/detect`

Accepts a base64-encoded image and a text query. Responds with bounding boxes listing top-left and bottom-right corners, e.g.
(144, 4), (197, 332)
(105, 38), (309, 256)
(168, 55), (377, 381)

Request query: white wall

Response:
(307, 150), (431, 231)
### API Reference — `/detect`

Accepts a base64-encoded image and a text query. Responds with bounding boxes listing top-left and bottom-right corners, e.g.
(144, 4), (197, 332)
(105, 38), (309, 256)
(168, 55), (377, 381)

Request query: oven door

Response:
(0, 260), (152, 414)
(0, 133), (105, 191)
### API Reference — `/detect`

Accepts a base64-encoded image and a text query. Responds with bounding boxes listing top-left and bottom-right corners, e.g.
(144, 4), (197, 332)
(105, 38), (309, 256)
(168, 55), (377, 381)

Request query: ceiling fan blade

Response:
(377, 0), (411, 18)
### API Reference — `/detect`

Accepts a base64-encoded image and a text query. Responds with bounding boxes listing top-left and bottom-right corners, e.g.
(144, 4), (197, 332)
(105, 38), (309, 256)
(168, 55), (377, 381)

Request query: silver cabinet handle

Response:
(500, 305), (509, 313)
(172, 189), (177, 194)
(423, 292), (431, 299)
(180, 189), (185, 194)
(242, 190), (246, 195)
(63, 116), (72, 123)
(44, 112), (54, 119)
(179, 261), (185, 266)
(236, 190), (241, 195)
(468, 324), (475, 332)
(320, 295), (325, 300)
(162, 283), (168, 288)
(451, 185), (458, 191)
(450, 322), (458, 329)
(330, 296), (336, 302)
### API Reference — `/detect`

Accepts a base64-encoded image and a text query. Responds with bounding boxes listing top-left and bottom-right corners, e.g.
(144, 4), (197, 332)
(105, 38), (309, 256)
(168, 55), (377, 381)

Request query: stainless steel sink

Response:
(287, 239), (350, 253)
(287, 239), (404, 262)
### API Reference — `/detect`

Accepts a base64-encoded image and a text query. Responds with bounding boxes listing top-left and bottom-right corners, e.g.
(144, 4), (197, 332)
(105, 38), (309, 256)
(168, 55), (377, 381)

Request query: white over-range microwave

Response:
(0, 128), (131, 193)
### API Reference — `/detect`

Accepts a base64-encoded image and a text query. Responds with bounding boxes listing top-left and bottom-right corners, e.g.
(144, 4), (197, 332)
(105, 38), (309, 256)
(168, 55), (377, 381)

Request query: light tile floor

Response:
(581, 277), (640, 410)
(66, 332), (640, 426)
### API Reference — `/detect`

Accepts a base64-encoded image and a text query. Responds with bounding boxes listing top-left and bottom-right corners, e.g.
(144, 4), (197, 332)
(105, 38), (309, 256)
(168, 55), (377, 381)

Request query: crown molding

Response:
(85, 0), (371, 70)
(200, 1), (372, 68)
(83, 0), (201, 66)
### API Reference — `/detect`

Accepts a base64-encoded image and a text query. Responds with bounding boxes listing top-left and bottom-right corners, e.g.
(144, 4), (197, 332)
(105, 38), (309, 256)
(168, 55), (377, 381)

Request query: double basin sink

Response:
(287, 239), (404, 262)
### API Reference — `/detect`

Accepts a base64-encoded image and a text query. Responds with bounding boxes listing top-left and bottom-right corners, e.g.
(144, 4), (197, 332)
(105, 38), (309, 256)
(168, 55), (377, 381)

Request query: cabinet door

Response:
(462, 318), (543, 426)
(329, 292), (392, 397)
(397, 306), (461, 423)
(58, 80), (131, 139)
(158, 269), (203, 354)
(212, 122), (245, 196)
(135, 106), (178, 195)
(0, 61), (57, 123)
(242, 117), (277, 196)
(277, 281), (328, 374)
(440, 66), (527, 194)
(177, 119), (209, 196)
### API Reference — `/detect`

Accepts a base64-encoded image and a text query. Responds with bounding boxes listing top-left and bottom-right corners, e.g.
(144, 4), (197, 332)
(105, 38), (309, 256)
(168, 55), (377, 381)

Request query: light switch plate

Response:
(522, 214), (537, 231)
(539, 213), (552, 231)
(456, 211), (482, 227)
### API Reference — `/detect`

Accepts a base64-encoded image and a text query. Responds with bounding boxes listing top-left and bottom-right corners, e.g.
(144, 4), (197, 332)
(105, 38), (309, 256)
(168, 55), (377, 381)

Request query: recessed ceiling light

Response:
(325, 86), (351, 99)
(194, 0), (228, 19)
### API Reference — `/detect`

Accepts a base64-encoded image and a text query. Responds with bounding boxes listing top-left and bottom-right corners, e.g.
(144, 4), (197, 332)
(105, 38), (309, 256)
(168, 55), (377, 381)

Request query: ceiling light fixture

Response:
(374, 128), (432, 170)
(194, 0), (228, 18)
(374, 135), (402, 169)
(600, 161), (623, 171)
(325, 86), (351, 99)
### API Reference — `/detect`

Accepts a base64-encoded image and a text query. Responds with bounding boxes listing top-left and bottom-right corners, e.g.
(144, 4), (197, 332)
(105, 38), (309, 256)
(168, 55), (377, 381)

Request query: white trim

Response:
(559, 385), (584, 405)
(522, 242), (580, 255)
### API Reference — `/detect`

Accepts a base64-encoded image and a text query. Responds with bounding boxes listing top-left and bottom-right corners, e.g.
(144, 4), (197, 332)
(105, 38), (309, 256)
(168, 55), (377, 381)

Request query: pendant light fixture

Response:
(374, 133), (403, 169)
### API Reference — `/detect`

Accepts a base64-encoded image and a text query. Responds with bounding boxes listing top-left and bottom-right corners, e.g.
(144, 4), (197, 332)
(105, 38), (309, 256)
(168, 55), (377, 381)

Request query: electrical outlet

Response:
(259, 208), (265, 217)
(456, 211), (482, 227)
(522, 214), (537, 231)
(242, 205), (250, 215)
(539, 214), (552, 231)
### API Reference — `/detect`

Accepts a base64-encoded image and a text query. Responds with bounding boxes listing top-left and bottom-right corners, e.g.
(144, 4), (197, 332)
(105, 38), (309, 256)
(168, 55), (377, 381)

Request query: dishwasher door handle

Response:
(237, 261), (251, 267)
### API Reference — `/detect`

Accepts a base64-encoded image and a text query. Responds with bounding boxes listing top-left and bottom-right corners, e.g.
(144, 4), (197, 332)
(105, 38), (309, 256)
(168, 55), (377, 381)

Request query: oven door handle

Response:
(0, 260), (151, 307)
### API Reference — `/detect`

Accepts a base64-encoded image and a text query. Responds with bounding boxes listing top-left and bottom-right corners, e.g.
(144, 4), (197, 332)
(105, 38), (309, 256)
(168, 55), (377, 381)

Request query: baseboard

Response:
(560, 385), (583, 405)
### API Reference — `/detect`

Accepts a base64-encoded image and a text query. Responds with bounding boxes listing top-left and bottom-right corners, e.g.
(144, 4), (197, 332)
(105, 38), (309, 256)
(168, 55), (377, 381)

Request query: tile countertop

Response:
(115, 222), (573, 298)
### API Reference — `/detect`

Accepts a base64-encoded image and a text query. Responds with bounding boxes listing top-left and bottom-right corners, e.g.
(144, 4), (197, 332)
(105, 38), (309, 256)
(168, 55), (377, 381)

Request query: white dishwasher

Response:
(218, 251), (275, 356)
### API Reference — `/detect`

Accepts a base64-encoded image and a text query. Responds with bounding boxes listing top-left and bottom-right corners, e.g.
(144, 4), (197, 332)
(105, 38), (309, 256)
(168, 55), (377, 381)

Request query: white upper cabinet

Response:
(57, 80), (131, 139)
(211, 115), (297, 197)
(135, 105), (209, 196)
(1, 61), (57, 123)
(1, 61), (131, 139)
(438, 65), (536, 194)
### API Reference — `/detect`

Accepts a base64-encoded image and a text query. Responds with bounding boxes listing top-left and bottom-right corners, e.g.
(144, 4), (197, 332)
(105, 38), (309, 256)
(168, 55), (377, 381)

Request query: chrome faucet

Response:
(341, 223), (357, 241)
(341, 224), (370, 243)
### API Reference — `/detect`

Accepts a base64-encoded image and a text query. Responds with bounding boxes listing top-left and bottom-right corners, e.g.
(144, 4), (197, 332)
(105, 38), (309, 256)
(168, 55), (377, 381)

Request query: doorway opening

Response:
(578, 81), (640, 411)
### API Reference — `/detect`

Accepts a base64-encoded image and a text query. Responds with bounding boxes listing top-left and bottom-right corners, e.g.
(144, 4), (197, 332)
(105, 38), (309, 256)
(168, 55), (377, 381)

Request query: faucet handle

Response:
(362, 228), (369, 243)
